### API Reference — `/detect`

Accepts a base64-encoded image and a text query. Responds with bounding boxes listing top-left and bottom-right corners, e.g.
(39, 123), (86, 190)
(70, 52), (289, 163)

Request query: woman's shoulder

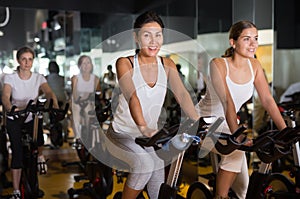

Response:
(32, 72), (45, 78)
(32, 73), (47, 83)
(117, 55), (134, 63)
(210, 57), (225, 64)
(248, 57), (261, 71)
(71, 75), (78, 82)
(210, 57), (226, 69)
(6, 71), (18, 76)
(32, 72), (43, 77)
(116, 56), (134, 70)
(3, 72), (16, 82)
(91, 73), (100, 81)
(248, 57), (260, 66)
(160, 56), (175, 68)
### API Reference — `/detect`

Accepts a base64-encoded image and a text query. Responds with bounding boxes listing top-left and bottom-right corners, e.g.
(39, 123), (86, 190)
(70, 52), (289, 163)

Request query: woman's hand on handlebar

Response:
(235, 132), (253, 146)
(233, 124), (253, 146)
(8, 105), (24, 113)
(138, 125), (158, 138)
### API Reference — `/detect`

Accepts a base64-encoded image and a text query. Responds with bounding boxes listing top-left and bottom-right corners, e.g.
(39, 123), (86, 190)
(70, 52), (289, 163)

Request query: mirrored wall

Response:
(3, 1), (300, 129)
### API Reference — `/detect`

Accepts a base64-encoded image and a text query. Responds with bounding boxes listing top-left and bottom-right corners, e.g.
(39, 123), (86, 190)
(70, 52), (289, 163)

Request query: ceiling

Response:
(0, 0), (174, 14)
(0, 0), (233, 34)
(0, 0), (300, 50)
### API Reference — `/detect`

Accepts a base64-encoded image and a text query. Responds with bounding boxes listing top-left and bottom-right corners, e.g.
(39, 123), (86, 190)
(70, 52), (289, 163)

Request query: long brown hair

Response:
(222, 20), (257, 58)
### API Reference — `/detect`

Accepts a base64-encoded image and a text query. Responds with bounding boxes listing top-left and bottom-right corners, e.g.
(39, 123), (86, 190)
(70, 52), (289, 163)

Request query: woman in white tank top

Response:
(106, 11), (200, 199)
(197, 21), (287, 199)
(71, 55), (101, 141)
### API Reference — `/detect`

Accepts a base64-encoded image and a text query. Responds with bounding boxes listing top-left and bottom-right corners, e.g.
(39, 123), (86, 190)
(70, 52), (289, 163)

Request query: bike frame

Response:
(244, 104), (300, 199)
(156, 117), (224, 199)
(20, 111), (40, 199)
(7, 99), (68, 199)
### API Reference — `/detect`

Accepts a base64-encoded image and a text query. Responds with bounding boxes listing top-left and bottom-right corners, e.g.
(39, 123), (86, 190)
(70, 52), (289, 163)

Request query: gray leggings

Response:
(106, 126), (164, 199)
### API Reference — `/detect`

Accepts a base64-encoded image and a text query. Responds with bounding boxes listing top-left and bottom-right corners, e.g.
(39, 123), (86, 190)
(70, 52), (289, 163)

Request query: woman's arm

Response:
(2, 83), (13, 111)
(94, 75), (105, 104)
(40, 82), (59, 108)
(165, 57), (199, 121)
(253, 59), (286, 130)
(210, 58), (239, 133)
(71, 76), (79, 101)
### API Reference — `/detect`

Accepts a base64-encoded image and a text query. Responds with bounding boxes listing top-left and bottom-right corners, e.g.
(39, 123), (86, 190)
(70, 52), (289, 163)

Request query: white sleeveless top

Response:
(76, 73), (96, 100)
(225, 58), (254, 112)
(112, 55), (167, 137)
(197, 58), (254, 133)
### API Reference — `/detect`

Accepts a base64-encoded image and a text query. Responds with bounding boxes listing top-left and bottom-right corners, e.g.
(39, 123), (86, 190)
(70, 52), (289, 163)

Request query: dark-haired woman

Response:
(197, 21), (286, 199)
(106, 11), (200, 199)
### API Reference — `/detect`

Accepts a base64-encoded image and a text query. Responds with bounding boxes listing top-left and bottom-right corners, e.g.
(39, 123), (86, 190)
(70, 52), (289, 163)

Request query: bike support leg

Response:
(158, 151), (185, 199)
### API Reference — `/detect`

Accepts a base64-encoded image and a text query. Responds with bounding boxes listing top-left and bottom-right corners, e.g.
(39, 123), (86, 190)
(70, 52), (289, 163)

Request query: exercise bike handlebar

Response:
(7, 99), (69, 123)
(135, 116), (225, 149)
(215, 126), (300, 163)
(213, 125), (248, 155)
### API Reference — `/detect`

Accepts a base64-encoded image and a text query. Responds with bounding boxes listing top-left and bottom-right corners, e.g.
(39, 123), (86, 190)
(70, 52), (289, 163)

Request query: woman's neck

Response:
(81, 72), (91, 81)
(18, 69), (32, 80)
(230, 55), (249, 68)
(138, 54), (157, 66)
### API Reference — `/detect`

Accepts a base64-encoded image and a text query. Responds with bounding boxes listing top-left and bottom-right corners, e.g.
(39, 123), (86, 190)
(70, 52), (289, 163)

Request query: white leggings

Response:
(219, 150), (249, 199)
(106, 126), (165, 199)
(201, 133), (249, 199)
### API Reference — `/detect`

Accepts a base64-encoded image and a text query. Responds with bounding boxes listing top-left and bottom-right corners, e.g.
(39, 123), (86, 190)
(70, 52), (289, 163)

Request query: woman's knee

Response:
(126, 172), (152, 190)
(132, 153), (155, 174)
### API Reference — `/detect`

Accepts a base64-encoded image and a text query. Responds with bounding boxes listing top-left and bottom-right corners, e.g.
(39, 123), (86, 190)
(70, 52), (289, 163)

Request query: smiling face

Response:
(17, 52), (34, 71)
(135, 22), (163, 57)
(230, 27), (258, 58)
(79, 56), (93, 74)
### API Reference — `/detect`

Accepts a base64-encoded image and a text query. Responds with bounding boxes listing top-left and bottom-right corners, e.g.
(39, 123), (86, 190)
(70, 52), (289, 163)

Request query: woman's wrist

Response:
(6, 105), (12, 112)
(138, 125), (147, 133)
(138, 125), (157, 137)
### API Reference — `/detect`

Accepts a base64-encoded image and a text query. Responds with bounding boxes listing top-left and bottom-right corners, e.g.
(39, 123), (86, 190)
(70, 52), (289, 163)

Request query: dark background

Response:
(0, 0), (299, 51)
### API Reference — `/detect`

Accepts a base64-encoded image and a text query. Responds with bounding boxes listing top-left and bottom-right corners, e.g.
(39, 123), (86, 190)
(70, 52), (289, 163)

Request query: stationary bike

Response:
(6, 99), (68, 199)
(112, 116), (224, 199)
(68, 93), (114, 199)
(186, 112), (300, 199)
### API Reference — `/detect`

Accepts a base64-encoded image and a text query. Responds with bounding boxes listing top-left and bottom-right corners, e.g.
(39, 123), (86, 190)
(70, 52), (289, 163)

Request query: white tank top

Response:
(197, 58), (254, 133)
(224, 58), (254, 112)
(76, 73), (95, 100)
(112, 55), (167, 137)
